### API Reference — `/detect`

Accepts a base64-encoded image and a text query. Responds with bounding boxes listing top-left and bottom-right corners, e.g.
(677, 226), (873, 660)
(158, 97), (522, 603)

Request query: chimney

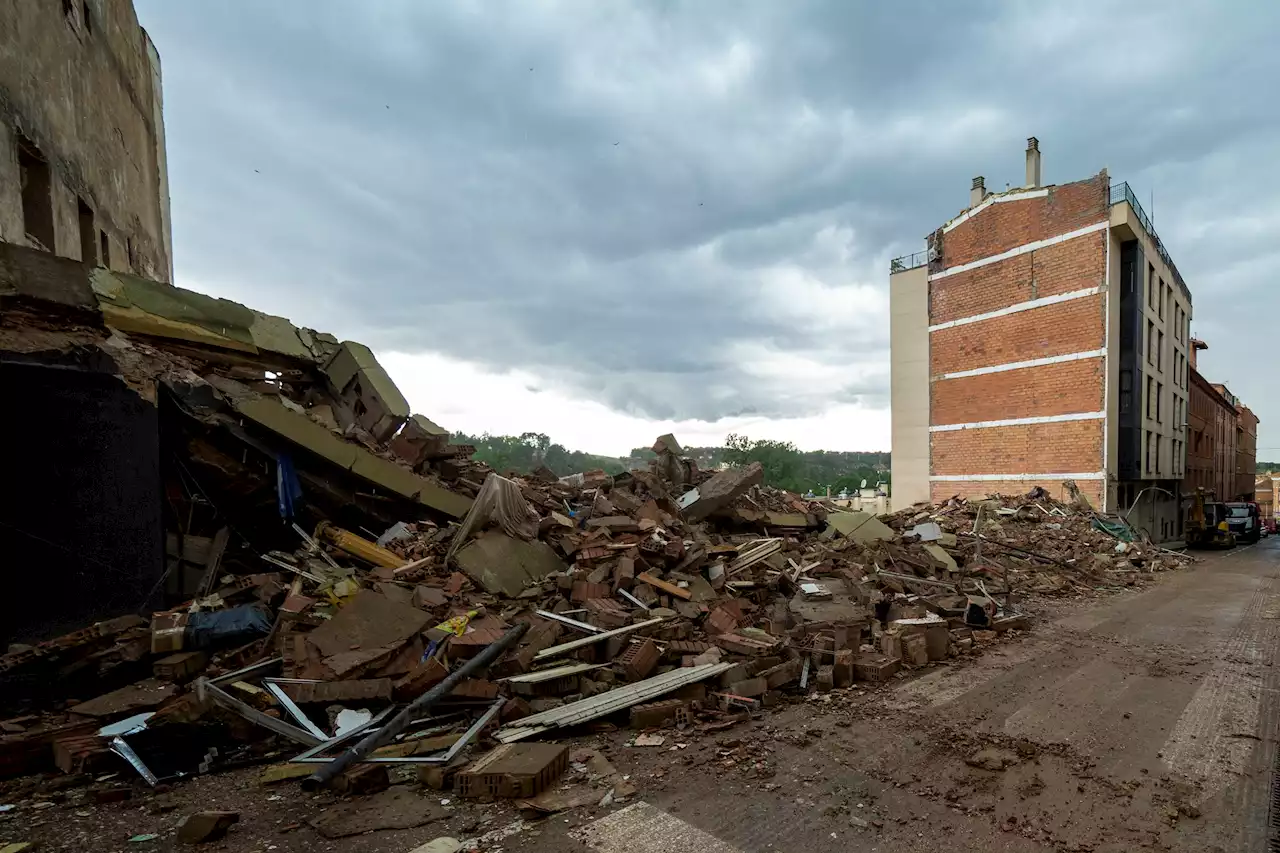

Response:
(1025, 136), (1041, 188)
(1190, 338), (1207, 371)
(970, 176), (986, 208)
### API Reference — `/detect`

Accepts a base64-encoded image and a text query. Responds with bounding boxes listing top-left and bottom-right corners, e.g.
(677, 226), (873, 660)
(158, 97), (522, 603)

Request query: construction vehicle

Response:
(1185, 488), (1235, 549)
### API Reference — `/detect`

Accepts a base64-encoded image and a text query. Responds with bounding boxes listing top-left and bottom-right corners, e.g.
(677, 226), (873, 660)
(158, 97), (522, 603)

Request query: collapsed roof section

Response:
(0, 241), (473, 523)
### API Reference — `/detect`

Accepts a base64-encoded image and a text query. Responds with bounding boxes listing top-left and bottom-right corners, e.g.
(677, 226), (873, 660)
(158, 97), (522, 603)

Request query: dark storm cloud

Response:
(136, 0), (1280, 449)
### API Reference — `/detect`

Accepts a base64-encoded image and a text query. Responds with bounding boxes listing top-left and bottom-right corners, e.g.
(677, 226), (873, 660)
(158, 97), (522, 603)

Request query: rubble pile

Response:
(0, 434), (1188, 801)
(882, 486), (1192, 596)
(0, 251), (1192, 808)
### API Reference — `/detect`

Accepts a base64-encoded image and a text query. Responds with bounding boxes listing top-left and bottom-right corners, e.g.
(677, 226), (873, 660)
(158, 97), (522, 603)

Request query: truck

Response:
(1185, 489), (1235, 549)
(1224, 501), (1262, 544)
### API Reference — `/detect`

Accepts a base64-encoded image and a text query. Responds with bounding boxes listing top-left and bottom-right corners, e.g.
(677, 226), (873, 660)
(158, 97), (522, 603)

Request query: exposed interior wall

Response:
(889, 265), (929, 507)
(0, 0), (170, 280)
(0, 359), (163, 646)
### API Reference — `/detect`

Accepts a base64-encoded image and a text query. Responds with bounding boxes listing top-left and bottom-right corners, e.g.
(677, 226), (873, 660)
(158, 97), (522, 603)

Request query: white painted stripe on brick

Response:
(930, 411), (1105, 432)
(930, 472), (1106, 482)
(942, 187), (1050, 233)
(938, 348), (1105, 380)
(572, 802), (743, 853)
(928, 286), (1100, 332)
(928, 219), (1108, 282)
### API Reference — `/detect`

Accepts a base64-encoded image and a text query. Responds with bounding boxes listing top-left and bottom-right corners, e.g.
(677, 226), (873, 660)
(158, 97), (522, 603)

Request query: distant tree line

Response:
(1258, 461), (1280, 475)
(454, 432), (889, 494)
(453, 432), (627, 477)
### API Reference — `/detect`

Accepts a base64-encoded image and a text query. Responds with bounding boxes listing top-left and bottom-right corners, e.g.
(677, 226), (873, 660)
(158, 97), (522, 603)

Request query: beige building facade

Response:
(0, 0), (171, 282)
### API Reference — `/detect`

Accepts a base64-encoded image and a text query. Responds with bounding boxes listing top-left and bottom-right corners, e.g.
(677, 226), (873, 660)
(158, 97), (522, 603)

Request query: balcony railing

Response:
(889, 250), (927, 274)
(1109, 181), (1191, 302)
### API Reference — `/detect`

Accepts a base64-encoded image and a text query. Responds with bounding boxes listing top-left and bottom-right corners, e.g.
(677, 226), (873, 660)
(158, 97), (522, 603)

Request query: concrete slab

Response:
(454, 530), (567, 597)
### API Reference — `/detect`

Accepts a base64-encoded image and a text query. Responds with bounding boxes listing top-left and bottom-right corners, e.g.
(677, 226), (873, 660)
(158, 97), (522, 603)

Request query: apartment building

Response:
(0, 0), (171, 281)
(1235, 404), (1259, 501)
(1185, 342), (1238, 502)
(890, 138), (1192, 540)
(1208, 383), (1258, 501)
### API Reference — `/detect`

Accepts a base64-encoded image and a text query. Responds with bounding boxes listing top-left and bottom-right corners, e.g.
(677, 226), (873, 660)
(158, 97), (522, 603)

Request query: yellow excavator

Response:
(1185, 488), (1235, 549)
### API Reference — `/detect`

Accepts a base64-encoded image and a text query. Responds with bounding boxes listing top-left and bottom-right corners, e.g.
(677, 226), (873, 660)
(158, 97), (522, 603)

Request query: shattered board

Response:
(304, 591), (431, 659)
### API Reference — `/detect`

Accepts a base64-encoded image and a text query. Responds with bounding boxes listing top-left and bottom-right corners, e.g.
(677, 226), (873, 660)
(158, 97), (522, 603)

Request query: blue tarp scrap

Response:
(276, 453), (303, 520)
(1092, 515), (1136, 542)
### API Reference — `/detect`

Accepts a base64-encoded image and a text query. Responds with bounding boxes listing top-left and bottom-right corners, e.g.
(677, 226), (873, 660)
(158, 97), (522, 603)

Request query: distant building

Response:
(890, 138), (1193, 540)
(1255, 476), (1274, 521)
(0, 0), (171, 281)
(1235, 404), (1259, 501)
(1185, 341), (1237, 502)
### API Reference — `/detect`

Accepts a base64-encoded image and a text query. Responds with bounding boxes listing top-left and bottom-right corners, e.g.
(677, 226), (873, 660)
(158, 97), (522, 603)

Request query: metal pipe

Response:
(303, 621), (528, 789)
(314, 521), (405, 568)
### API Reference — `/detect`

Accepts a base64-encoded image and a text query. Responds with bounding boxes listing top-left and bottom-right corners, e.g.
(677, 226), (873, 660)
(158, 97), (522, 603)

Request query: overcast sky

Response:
(135, 0), (1278, 459)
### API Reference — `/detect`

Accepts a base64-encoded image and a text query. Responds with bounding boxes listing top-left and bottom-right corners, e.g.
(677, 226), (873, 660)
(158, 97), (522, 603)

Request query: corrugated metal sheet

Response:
(534, 617), (667, 662)
(502, 662), (605, 684)
(495, 662), (735, 743)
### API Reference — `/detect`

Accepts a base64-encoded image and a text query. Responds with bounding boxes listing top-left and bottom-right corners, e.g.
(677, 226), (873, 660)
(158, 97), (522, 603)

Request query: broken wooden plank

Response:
(635, 572), (692, 601)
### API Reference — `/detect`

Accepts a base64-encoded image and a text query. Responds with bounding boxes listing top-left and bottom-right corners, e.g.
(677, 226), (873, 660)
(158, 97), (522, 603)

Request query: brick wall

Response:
(930, 232), (1107, 326)
(930, 479), (1104, 507)
(931, 419), (1103, 476)
(932, 358), (1105, 425)
(929, 294), (1105, 376)
(926, 173), (1110, 504)
(933, 174), (1109, 268)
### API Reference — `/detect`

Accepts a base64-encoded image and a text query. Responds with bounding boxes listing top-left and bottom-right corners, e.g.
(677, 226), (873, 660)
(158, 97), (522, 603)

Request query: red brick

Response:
(613, 638), (659, 681)
(931, 420), (1103, 477)
(930, 231), (1107, 325)
(930, 479), (1103, 507)
(570, 581), (611, 603)
(629, 698), (685, 729)
(936, 175), (1108, 268)
(932, 359), (1104, 426)
(930, 294), (1105, 376)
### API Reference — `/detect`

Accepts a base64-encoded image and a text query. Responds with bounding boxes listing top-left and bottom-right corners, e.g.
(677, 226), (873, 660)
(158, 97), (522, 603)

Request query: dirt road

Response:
(558, 537), (1280, 853)
(10, 539), (1279, 852)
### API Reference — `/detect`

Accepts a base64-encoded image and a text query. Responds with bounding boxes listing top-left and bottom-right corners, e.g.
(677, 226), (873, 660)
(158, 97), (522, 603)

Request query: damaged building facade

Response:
(0, 0), (171, 281)
(891, 138), (1209, 541)
(0, 241), (475, 647)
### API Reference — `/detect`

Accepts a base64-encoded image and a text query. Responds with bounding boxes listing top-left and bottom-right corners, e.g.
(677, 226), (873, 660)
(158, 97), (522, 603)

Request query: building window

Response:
(17, 134), (56, 253)
(100, 230), (111, 267)
(1147, 264), (1156, 310)
(1158, 278), (1165, 319)
(1146, 430), (1155, 474)
(1156, 434), (1163, 476)
(1147, 320), (1155, 365)
(77, 198), (96, 265)
(1156, 329), (1163, 371)
(1146, 376), (1155, 419)
(1157, 382), (1164, 423)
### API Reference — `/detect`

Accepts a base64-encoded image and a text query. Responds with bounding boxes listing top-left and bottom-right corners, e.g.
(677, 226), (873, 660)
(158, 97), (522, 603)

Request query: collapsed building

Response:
(0, 239), (1192, 807)
(0, 241), (475, 647)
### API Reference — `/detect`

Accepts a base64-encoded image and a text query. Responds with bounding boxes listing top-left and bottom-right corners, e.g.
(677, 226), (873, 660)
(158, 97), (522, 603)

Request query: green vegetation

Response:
(454, 432), (627, 476)
(1258, 462), (1280, 475)
(456, 431), (888, 494)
